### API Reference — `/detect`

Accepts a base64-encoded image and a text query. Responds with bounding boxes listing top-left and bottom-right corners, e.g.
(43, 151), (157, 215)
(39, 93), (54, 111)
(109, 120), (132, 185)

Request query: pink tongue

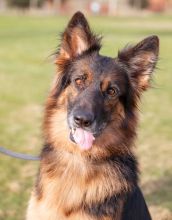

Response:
(73, 128), (95, 150)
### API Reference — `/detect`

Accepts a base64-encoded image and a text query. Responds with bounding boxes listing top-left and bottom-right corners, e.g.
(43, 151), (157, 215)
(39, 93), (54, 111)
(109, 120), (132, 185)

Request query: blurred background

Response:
(1, 0), (172, 14)
(0, 0), (172, 220)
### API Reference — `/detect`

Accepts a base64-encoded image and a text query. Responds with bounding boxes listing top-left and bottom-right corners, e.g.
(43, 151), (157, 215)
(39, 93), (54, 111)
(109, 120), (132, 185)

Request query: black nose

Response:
(74, 111), (94, 128)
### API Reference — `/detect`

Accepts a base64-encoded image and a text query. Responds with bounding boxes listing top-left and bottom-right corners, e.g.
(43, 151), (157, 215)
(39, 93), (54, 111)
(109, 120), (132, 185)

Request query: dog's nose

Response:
(74, 112), (94, 128)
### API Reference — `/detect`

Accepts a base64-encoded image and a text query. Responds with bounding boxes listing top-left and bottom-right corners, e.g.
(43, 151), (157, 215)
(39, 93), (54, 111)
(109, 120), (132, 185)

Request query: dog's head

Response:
(44, 12), (159, 157)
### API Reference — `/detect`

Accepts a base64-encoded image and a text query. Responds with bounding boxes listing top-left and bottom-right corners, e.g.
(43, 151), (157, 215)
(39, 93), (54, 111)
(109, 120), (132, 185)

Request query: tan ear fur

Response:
(118, 35), (159, 91)
(55, 11), (101, 67)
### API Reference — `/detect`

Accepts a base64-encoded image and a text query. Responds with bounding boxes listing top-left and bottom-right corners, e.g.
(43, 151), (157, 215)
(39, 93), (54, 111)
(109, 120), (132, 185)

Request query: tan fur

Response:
(27, 147), (126, 220)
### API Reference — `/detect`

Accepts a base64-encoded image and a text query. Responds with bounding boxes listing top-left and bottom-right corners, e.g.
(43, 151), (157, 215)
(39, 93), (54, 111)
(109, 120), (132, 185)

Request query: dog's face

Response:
(45, 12), (159, 155)
(67, 54), (129, 150)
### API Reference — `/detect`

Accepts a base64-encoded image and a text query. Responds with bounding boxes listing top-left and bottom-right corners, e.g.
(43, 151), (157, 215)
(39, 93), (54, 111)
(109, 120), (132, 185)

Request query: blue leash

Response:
(0, 146), (40, 161)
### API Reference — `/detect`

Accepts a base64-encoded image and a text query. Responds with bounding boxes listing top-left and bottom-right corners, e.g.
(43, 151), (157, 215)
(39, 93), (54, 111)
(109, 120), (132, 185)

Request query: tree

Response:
(7, 0), (44, 8)
(129, 0), (148, 9)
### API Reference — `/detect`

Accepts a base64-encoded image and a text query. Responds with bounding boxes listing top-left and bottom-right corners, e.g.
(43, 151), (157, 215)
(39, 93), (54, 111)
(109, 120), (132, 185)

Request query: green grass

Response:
(0, 14), (172, 220)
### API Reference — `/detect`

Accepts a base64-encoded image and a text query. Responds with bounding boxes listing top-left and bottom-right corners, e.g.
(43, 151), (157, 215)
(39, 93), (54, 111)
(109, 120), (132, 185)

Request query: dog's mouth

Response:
(70, 127), (95, 150)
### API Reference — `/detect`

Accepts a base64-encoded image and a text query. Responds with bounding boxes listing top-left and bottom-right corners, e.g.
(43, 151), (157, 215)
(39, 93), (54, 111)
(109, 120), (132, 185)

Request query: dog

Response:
(26, 11), (159, 220)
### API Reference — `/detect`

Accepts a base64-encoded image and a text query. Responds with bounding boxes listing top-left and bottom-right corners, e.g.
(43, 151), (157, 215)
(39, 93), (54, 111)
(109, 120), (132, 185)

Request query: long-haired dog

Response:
(27, 12), (159, 220)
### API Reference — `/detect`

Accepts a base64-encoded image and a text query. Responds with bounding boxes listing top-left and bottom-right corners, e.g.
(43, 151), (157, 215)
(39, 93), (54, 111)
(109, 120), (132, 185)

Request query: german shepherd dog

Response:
(27, 12), (159, 220)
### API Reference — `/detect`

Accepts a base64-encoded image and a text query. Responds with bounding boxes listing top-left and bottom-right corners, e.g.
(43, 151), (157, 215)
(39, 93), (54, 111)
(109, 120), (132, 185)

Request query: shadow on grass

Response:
(142, 175), (172, 212)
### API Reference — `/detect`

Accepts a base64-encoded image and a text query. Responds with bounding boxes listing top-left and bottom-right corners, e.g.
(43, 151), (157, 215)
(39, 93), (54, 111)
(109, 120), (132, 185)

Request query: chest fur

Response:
(35, 152), (137, 219)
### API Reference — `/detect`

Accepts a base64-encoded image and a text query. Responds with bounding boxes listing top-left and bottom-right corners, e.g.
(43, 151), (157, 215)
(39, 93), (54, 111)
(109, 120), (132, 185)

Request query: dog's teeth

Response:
(71, 128), (75, 135)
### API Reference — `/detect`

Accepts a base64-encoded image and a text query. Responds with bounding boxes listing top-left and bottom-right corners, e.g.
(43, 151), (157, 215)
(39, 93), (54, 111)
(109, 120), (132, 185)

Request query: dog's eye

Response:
(106, 87), (119, 97)
(75, 78), (82, 86)
(75, 75), (87, 87)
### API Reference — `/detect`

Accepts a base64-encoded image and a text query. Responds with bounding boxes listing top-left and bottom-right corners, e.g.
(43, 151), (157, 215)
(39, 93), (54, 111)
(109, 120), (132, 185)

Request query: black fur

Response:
(122, 187), (152, 220)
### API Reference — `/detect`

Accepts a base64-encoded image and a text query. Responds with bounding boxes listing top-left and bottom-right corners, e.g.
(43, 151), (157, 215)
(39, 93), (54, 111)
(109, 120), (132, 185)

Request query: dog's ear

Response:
(52, 12), (101, 97)
(118, 36), (159, 91)
(56, 11), (101, 64)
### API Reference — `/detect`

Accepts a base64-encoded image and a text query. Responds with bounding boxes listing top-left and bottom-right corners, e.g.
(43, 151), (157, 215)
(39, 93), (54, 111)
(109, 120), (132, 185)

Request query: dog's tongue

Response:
(73, 128), (95, 150)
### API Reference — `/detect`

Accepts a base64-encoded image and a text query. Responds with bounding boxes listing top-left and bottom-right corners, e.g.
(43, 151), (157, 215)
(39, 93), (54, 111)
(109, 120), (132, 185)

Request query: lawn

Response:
(0, 13), (172, 220)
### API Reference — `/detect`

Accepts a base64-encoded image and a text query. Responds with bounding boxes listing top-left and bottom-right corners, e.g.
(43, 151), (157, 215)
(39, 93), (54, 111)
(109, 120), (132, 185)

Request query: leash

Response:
(0, 146), (40, 161)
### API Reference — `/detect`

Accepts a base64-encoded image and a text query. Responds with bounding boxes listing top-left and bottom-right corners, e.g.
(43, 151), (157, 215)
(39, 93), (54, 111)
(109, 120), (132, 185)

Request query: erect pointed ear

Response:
(56, 11), (101, 65)
(118, 36), (159, 91)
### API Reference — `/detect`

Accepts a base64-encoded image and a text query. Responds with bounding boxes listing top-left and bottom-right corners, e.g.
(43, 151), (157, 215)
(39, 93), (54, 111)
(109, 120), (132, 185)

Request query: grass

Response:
(0, 13), (172, 220)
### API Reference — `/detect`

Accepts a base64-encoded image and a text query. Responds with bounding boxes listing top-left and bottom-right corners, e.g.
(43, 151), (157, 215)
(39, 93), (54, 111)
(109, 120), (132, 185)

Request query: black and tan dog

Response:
(27, 12), (159, 220)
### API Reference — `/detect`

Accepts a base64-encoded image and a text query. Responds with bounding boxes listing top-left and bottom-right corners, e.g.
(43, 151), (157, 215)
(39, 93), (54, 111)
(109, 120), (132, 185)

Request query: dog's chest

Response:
(38, 156), (125, 219)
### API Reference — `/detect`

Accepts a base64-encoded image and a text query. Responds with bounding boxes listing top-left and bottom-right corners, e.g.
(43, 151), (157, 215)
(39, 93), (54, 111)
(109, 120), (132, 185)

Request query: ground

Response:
(0, 14), (172, 220)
